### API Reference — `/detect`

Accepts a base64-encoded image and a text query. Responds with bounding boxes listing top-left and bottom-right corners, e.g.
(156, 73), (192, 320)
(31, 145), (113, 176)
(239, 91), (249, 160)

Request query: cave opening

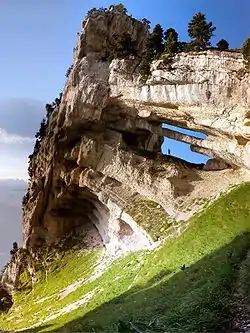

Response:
(44, 183), (154, 255)
(161, 123), (210, 165)
(122, 130), (151, 150)
(45, 187), (110, 249)
(119, 127), (163, 159)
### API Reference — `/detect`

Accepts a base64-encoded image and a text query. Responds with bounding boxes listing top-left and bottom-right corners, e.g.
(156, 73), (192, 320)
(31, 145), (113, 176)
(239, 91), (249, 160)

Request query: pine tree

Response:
(164, 28), (178, 54)
(217, 39), (229, 51)
(139, 36), (155, 77)
(188, 12), (216, 50)
(164, 28), (178, 45)
(151, 24), (164, 55)
(242, 38), (250, 69)
(35, 119), (47, 140)
(111, 33), (136, 59)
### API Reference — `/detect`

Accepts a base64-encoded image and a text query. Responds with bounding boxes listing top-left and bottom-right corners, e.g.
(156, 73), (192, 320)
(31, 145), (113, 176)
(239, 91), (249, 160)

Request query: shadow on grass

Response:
(22, 232), (250, 333)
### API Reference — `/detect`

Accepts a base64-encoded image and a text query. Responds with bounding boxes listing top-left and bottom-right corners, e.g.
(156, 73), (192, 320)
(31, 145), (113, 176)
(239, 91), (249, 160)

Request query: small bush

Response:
(65, 65), (73, 78)
(45, 104), (54, 118)
(242, 38), (250, 69)
(237, 67), (247, 80)
(10, 242), (18, 257)
(161, 53), (173, 67)
(110, 3), (127, 14)
(22, 192), (29, 210)
(35, 119), (47, 141)
(87, 7), (107, 16)
(217, 39), (229, 51)
(141, 18), (151, 29)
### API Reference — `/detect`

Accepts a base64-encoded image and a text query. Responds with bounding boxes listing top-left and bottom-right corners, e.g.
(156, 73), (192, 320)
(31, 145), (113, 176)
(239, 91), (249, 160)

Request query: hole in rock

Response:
(161, 123), (210, 164)
(45, 186), (143, 253)
(121, 128), (163, 156)
(47, 189), (110, 248)
(122, 129), (160, 151)
(43, 183), (154, 255)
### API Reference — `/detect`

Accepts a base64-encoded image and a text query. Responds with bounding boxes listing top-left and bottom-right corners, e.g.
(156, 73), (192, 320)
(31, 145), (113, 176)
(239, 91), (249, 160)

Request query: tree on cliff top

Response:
(141, 18), (151, 30)
(109, 33), (136, 60)
(188, 12), (216, 50)
(151, 24), (164, 55)
(109, 4), (127, 14)
(164, 28), (179, 54)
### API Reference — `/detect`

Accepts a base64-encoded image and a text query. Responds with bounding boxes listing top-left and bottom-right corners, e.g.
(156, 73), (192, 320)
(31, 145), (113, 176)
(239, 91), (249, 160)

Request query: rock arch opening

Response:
(108, 118), (231, 170)
(108, 118), (214, 164)
(161, 123), (210, 165)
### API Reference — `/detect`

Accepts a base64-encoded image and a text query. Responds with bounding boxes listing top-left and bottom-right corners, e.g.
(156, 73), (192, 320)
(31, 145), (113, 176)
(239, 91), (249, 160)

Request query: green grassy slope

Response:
(1, 183), (250, 332)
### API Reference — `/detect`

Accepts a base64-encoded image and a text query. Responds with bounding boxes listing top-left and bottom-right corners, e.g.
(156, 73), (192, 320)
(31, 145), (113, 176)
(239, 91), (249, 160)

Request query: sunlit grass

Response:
(0, 183), (250, 332)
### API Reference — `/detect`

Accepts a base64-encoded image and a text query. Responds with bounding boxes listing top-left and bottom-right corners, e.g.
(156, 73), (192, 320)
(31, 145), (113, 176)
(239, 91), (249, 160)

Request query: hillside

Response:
(0, 183), (250, 332)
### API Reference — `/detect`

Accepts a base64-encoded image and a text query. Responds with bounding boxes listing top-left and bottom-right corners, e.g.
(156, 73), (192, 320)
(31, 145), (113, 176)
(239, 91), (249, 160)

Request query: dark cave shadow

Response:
(22, 232), (250, 333)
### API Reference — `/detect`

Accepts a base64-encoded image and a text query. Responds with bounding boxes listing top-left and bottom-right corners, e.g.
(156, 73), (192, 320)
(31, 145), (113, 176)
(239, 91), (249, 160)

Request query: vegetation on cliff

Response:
(125, 199), (176, 241)
(1, 183), (250, 332)
(187, 12), (216, 50)
(242, 38), (250, 69)
(76, 3), (244, 79)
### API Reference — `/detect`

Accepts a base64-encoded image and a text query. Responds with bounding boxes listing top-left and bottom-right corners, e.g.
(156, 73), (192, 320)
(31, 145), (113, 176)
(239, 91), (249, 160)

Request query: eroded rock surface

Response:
(19, 9), (250, 264)
(0, 286), (13, 313)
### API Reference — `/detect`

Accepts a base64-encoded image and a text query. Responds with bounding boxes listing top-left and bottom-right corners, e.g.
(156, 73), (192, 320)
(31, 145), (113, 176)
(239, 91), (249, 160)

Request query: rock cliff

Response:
(20, 9), (250, 260)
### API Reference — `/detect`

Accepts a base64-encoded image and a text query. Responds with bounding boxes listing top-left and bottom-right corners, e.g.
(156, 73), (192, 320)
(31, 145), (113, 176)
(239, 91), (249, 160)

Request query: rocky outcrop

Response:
(20, 9), (250, 261)
(0, 250), (26, 294)
(0, 286), (13, 313)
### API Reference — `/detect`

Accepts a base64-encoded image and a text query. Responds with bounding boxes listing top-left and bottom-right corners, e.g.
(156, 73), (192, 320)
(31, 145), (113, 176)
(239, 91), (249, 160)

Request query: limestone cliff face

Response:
(22, 10), (250, 258)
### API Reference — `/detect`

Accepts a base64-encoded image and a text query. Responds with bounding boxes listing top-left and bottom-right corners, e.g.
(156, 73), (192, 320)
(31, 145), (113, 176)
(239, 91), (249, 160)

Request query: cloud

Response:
(0, 128), (34, 144)
(0, 98), (44, 180)
(0, 98), (45, 137)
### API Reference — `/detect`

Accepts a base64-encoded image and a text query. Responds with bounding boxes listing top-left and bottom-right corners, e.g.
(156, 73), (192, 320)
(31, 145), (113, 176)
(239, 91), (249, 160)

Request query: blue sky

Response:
(0, 0), (249, 178)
